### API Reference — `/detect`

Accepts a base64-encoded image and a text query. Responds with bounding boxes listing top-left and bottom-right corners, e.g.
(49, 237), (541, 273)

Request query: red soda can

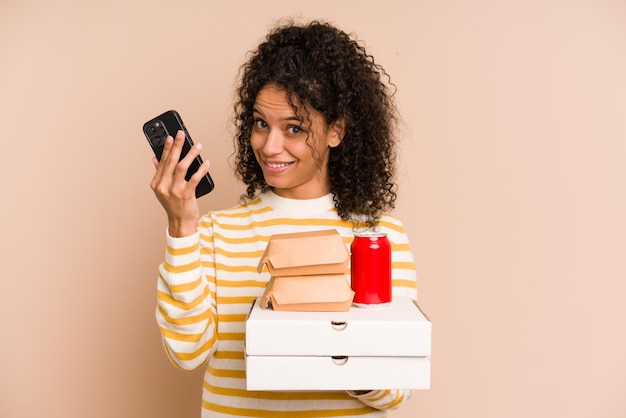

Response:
(350, 232), (392, 307)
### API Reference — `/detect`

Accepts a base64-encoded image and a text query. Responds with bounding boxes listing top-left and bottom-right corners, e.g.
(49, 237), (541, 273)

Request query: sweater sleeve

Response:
(155, 227), (218, 371)
(387, 220), (419, 301)
(348, 390), (416, 410)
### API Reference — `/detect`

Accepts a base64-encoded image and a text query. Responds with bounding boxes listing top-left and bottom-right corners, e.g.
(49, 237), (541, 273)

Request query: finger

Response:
(150, 135), (174, 190)
(154, 135), (175, 173)
(163, 131), (185, 170)
(186, 159), (211, 188)
(173, 138), (204, 181)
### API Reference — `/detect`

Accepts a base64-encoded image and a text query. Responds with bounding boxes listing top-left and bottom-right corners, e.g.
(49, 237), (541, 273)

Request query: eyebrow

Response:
(252, 107), (303, 123)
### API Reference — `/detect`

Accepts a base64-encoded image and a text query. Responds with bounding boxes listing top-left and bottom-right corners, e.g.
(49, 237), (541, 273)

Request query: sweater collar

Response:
(261, 190), (336, 214)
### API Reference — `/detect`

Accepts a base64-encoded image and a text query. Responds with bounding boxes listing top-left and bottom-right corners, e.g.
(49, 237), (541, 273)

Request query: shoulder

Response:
(374, 213), (412, 245)
(209, 196), (268, 217)
(376, 213), (408, 233)
(196, 195), (271, 230)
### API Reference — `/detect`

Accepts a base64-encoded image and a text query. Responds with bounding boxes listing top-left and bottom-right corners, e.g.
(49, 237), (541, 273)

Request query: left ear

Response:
(328, 117), (346, 148)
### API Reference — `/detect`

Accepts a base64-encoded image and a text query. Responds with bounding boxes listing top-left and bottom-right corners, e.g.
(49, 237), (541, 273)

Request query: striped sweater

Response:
(156, 191), (419, 417)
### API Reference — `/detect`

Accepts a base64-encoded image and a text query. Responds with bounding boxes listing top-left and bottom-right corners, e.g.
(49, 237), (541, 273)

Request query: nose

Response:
(261, 128), (284, 155)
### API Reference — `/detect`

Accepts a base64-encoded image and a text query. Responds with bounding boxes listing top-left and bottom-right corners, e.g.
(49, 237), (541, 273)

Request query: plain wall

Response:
(2, 0), (625, 417)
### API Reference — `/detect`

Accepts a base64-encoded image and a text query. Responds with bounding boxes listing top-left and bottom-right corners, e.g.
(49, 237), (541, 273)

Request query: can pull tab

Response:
(331, 356), (349, 366)
(330, 321), (348, 331)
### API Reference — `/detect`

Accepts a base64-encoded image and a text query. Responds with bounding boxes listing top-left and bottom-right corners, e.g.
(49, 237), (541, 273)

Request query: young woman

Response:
(150, 19), (419, 417)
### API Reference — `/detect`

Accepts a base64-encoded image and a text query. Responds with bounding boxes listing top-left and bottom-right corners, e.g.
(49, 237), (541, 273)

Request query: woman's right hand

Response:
(150, 130), (211, 238)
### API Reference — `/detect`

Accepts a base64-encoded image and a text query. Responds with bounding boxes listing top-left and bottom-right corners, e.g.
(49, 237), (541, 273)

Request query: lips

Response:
(263, 160), (294, 171)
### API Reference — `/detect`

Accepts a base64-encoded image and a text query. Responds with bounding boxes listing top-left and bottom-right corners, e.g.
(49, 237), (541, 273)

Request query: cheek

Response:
(249, 134), (262, 153)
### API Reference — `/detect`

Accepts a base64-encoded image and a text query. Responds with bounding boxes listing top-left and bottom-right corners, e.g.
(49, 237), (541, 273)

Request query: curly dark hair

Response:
(233, 19), (398, 227)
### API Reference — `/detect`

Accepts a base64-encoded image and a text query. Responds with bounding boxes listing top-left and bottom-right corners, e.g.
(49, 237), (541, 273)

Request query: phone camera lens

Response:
(146, 121), (167, 147)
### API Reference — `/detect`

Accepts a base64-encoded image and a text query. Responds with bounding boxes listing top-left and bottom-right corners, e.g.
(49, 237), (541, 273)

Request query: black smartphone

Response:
(143, 110), (215, 198)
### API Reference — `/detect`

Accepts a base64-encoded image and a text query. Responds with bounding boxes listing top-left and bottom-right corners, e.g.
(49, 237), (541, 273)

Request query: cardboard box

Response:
(245, 297), (432, 390)
(246, 296), (431, 356)
(257, 229), (354, 311)
(246, 355), (431, 391)
(257, 229), (349, 276)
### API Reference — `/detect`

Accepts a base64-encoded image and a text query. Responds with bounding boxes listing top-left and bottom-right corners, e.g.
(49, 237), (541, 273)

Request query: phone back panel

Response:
(143, 110), (215, 197)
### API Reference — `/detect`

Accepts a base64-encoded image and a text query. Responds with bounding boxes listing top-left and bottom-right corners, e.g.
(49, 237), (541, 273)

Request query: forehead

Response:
(253, 85), (300, 113)
(253, 85), (328, 130)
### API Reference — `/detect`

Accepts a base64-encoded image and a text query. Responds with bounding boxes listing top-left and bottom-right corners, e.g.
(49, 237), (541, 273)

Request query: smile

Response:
(264, 161), (294, 169)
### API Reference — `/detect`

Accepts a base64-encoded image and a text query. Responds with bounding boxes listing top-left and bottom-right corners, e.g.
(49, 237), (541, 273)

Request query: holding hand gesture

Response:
(150, 130), (211, 237)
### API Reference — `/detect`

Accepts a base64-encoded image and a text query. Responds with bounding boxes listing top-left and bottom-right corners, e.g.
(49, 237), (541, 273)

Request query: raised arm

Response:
(150, 130), (217, 369)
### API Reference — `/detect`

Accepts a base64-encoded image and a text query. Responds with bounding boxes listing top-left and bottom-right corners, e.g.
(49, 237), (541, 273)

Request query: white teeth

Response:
(266, 162), (292, 168)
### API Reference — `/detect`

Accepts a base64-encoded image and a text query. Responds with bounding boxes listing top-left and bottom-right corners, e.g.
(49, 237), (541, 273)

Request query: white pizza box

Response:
(245, 296), (431, 357)
(246, 354), (431, 391)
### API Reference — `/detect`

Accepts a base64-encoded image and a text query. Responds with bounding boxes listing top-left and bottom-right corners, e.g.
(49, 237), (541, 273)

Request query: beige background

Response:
(2, 0), (625, 417)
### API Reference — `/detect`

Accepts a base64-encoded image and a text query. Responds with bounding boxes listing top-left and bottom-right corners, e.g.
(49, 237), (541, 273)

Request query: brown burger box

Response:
(257, 229), (354, 312)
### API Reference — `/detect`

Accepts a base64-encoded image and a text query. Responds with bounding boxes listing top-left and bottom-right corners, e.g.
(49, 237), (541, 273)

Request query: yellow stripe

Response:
(393, 261), (416, 270)
(216, 295), (257, 305)
(170, 332), (217, 361)
(166, 242), (199, 256)
(203, 381), (354, 401)
(204, 246), (265, 258)
(217, 313), (248, 323)
(210, 263), (260, 274)
(217, 332), (244, 341)
(382, 392), (405, 409)
(202, 401), (373, 417)
(202, 231), (270, 245)
(363, 390), (390, 403)
(157, 305), (213, 326)
(392, 279), (418, 289)
(166, 277), (203, 293)
(216, 278), (266, 288)
(203, 205), (273, 221)
(157, 285), (210, 311)
(213, 350), (244, 360)
(163, 259), (201, 274)
(203, 220), (405, 246)
(392, 243), (411, 252)
(159, 326), (204, 342)
(215, 217), (352, 231)
(206, 364), (245, 379)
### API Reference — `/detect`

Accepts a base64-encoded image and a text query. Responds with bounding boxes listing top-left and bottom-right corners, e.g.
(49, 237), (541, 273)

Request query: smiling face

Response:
(250, 84), (344, 199)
